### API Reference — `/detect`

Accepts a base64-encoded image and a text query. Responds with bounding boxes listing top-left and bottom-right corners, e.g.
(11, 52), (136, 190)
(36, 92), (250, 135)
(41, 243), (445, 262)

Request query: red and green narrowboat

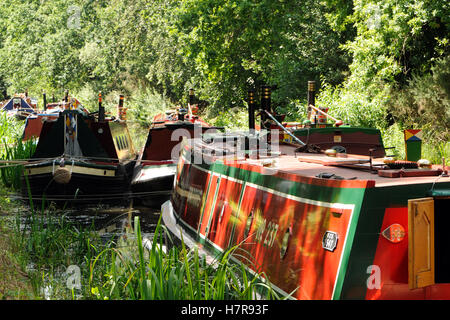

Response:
(161, 83), (450, 300)
(22, 93), (137, 204)
(131, 90), (221, 207)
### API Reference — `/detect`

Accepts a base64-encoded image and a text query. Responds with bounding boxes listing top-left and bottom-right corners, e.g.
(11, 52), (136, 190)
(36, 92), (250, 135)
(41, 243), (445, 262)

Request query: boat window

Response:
(280, 227), (291, 259)
(115, 136), (123, 150)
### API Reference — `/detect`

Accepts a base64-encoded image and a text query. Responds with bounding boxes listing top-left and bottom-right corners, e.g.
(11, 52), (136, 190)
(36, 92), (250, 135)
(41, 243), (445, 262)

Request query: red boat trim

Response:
(141, 160), (175, 165)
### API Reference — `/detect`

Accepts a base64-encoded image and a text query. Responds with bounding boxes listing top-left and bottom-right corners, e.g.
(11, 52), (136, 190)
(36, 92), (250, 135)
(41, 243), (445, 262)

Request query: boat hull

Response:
(163, 143), (450, 300)
(131, 163), (176, 207)
(133, 118), (220, 206)
(21, 109), (137, 205)
(22, 160), (134, 205)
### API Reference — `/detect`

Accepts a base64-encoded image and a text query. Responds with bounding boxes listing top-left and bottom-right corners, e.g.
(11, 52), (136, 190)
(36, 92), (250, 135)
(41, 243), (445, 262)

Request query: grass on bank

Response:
(0, 213), (33, 299)
(1, 189), (280, 300)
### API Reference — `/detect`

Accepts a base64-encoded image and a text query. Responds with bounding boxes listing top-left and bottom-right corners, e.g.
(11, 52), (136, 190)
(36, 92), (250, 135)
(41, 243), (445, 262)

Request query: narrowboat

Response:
(131, 89), (221, 207)
(162, 83), (450, 300)
(22, 91), (87, 141)
(1, 93), (37, 120)
(22, 93), (137, 204)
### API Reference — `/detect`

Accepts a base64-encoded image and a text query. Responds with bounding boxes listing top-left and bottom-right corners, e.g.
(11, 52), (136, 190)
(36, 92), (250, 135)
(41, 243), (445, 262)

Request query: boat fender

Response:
(53, 166), (71, 184)
(417, 159), (431, 169)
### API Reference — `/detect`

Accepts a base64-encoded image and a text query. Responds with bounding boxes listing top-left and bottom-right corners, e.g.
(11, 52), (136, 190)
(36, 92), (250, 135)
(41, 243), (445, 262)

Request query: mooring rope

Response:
(0, 154), (134, 167)
(0, 157), (61, 168)
(9, 190), (172, 202)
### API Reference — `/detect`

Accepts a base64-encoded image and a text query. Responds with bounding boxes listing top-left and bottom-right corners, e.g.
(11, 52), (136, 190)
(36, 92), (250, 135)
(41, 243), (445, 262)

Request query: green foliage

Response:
(343, 0), (449, 87)
(315, 80), (389, 129)
(173, 0), (349, 111)
(205, 107), (249, 130)
(0, 0), (447, 159)
(388, 56), (450, 143)
(0, 112), (24, 147)
(127, 87), (172, 128)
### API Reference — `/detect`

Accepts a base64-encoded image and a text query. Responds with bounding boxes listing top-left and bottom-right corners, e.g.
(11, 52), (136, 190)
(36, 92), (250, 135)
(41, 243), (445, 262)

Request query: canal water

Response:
(61, 203), (163, 238)
(3, 198), (164, 238)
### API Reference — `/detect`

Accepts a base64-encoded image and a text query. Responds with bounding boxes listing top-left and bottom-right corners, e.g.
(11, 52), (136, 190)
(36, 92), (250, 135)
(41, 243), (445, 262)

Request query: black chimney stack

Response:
(260, 85), (271, 130)
(248, 89), (255, 130)
(98, 91), (105, 122)
(307, 81), (315, 121)
(189, 88), (195, 105)
(43, 91), (47, 111)
(118, 94), (124, 108)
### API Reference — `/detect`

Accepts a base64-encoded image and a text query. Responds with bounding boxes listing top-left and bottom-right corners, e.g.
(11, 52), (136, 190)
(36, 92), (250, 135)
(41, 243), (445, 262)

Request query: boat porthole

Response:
(280, 227), (291, 259)
(244, 210), (254, 239)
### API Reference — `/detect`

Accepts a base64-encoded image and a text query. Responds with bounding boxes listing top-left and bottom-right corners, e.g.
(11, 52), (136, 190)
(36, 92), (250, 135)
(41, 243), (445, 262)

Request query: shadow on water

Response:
(9, 200), (164, 244)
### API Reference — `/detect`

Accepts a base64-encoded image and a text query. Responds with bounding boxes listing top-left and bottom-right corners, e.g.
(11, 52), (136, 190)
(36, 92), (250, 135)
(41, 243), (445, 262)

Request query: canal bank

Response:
(0, 191), (163, 299)
(0, 216), (33, 299)
(0, 189), (275, 300)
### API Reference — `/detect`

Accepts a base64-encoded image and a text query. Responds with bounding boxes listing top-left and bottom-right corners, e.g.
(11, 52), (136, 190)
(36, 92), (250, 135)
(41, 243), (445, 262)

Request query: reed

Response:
(0, 138), (37, 191)
(87, 215), (280, 300)
(0, 112), (32, 190)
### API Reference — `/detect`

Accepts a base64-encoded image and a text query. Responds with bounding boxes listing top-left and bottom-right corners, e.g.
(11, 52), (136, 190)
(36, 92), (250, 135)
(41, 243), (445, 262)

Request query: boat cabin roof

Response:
(275, 145), (446, 187)
(191, 138), (449, 188)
